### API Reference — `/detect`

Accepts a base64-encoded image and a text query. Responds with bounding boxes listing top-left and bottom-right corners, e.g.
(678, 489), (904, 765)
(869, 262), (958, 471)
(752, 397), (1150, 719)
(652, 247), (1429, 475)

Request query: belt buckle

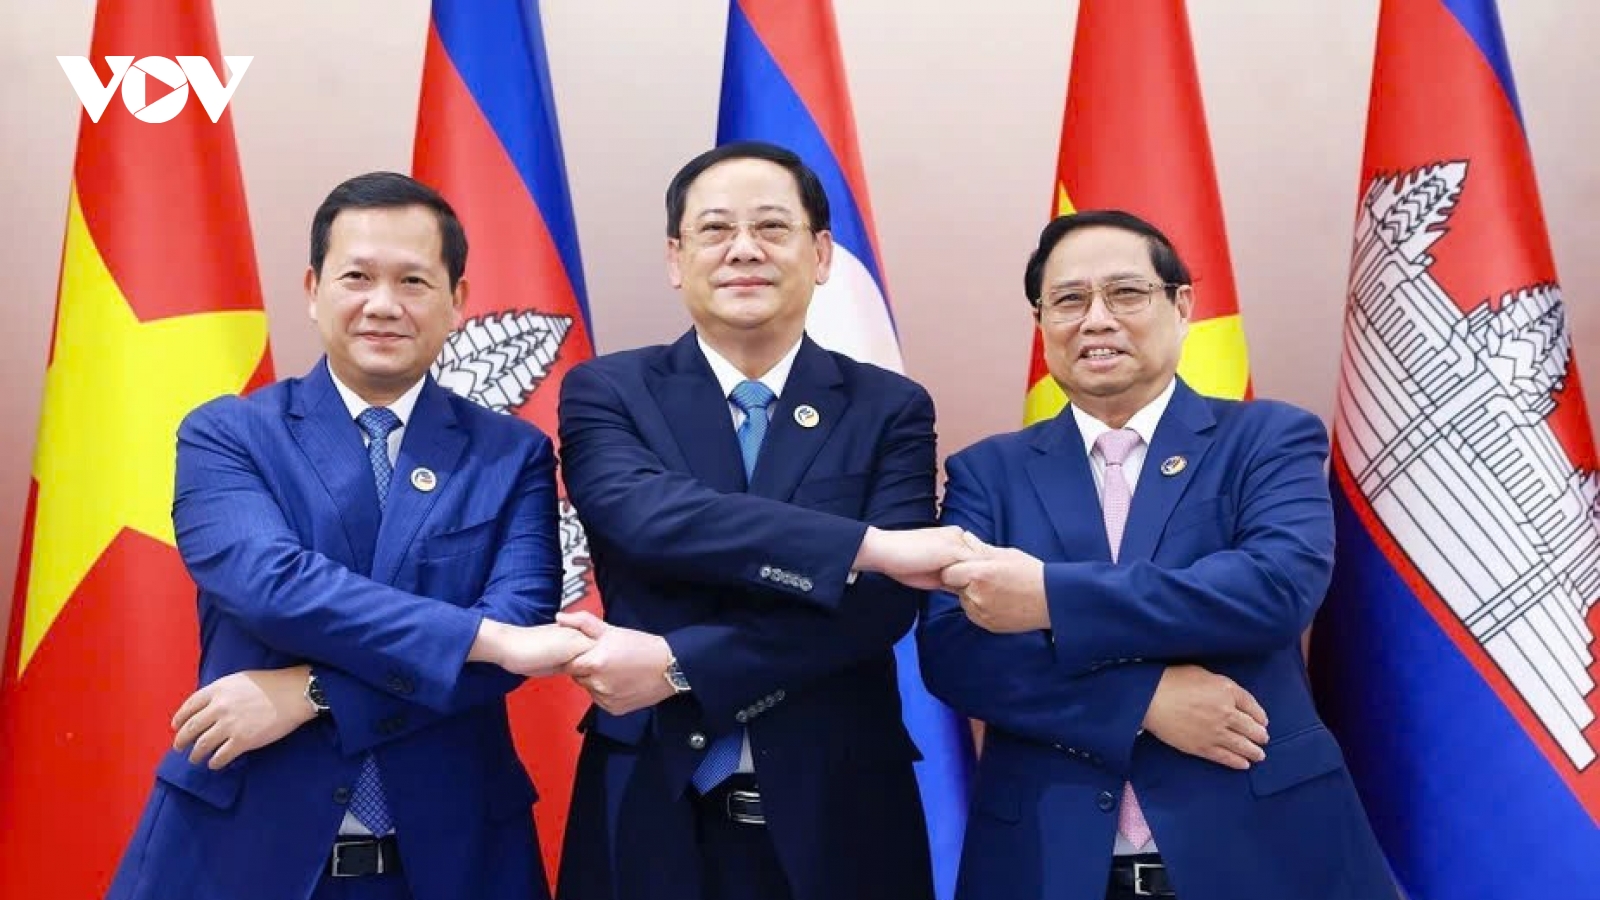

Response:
(331, 838), (384, 878)
(1132, 861), (1163, 897)
(725, 788), (765, 825)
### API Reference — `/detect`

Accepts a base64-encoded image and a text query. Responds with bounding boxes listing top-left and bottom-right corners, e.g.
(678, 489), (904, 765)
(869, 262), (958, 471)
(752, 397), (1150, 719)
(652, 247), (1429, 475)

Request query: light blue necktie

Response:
(350, 406), (400, 834)
(691, 379), (775, 793)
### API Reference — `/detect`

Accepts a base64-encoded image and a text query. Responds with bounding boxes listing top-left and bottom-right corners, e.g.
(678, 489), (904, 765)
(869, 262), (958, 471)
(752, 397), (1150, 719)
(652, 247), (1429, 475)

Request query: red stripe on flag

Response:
(69, 5), (263, 326)
(735, 0), (885, 260)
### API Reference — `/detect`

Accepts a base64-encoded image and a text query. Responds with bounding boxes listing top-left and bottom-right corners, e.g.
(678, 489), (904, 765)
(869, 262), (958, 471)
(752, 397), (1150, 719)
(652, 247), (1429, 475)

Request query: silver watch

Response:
(663, 659), (692, 694)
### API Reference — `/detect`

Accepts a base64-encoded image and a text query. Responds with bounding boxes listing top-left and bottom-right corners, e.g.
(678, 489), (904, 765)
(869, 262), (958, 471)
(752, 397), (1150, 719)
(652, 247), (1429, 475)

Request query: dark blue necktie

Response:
(349, 406), (401, 834)
(691, 380), (775, 793)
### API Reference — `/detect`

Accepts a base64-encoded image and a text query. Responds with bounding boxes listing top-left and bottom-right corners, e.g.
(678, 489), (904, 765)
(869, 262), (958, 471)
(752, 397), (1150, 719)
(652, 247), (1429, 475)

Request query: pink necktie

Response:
(1095, 428), (1153, 850)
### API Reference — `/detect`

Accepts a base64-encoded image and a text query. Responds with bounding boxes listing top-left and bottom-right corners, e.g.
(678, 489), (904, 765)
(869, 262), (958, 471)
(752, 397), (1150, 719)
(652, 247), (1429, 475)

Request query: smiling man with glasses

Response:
(918, 210), (1392, 900)
(551, 141), (966, 900)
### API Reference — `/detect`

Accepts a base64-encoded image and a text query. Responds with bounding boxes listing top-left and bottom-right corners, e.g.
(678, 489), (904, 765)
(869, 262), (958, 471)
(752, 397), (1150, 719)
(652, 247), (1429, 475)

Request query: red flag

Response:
(412, 0), (597, 880)
(0, 3), (272, 897)
(1025, 0), (1248, 424)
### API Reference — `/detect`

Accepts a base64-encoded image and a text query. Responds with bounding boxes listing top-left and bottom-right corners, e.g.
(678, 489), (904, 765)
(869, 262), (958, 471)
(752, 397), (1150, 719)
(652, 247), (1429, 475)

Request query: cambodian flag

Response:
(718, 2), (975, 895)
(413, 0), (599, 882)
(1310, 2), (1600, 897)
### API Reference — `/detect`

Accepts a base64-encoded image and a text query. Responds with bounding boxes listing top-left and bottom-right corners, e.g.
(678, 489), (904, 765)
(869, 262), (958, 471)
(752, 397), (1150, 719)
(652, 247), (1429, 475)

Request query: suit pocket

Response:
(791, 474), (868, 514)
(155, 750), (245, 809)
(1248, 724), (1346, 797)
(1163, 496), (1234, 538)
(419, 518), (499, 562)
(970, 772), (1022, 824)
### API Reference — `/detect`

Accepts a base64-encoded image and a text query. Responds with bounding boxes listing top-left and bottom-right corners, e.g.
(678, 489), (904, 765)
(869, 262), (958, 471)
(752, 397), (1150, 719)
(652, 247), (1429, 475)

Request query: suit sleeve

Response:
(918, 449), (1160, 775)
(314, 434), (564, 753)
(557, 362), (866, 611)
(1046, 407), (1335, 671)
(660, 387), (934, 731)
(173, 403), (483, 714)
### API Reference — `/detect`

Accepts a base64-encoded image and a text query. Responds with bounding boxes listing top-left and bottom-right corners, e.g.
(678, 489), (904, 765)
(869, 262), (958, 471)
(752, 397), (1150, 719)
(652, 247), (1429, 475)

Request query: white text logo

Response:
(57, 56), (252, 123)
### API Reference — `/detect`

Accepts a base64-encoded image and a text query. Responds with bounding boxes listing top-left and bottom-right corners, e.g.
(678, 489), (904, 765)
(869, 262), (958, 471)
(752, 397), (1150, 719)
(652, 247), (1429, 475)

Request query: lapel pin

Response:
(793, 405), (820, 428)
(1160, 455), (1187, 477)
(411, 467), (437, 492)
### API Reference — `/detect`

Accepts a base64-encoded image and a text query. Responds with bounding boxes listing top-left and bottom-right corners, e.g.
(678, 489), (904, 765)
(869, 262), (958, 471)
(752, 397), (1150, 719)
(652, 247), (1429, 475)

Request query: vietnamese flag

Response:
(0, 1), (272, 897)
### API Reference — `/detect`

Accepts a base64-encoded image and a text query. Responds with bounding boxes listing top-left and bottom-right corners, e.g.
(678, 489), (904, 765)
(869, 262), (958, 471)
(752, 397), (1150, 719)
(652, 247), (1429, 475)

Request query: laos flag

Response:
(413, 0), (598, 882)
(1309, 2), (1600, 898)
(718, 2), (975, 896)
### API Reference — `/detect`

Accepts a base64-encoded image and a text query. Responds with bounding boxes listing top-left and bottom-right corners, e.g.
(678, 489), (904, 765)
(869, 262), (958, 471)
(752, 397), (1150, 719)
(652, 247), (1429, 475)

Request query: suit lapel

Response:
(647, 332), (747, 494)
(1026, 411), (1114, 562)
(372, 378), (467, 585)
(1117, 380), (1216, 564)
(749, 338), (844, 501)
(287, 360), (381, 574)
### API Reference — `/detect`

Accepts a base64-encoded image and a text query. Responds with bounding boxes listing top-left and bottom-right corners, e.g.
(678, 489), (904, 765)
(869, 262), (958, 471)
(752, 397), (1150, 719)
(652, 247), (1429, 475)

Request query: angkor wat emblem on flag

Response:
(1337, 160), (1600, 768)
(433, 310), (593, 608)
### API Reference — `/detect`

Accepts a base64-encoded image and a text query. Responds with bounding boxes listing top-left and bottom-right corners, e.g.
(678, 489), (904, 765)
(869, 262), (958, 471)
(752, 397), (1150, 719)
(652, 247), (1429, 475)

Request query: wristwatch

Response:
(663, 659), (692, 694)
(306, 670), (331, 715)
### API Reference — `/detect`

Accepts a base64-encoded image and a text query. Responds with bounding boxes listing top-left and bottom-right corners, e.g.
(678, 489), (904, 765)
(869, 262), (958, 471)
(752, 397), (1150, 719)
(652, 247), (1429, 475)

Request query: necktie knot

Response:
(729, 379), (776, 416)
(357, 406), (402, 442)
(1095, 428), (1142, 466)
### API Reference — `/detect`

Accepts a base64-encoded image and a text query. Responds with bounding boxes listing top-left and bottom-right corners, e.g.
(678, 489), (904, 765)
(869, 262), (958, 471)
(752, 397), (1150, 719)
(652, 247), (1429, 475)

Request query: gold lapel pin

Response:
(411, 467), (438, 492)
(793, 405), (820, 428)
(1160, 455), (1187, 477)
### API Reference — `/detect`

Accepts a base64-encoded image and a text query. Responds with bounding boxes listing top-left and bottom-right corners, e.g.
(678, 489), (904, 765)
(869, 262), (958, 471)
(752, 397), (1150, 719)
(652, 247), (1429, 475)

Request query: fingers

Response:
(208, 738), (242, 771)
(1228, 707), (1270, 746)
(1231, 684), (1269, 728)
(187, 720), (227, 766)
(1201, 745), (1256, 771)
(556, 611), (607, 638)
(171, 688), (211, 732)
(942, 560), (981, 590)
(173, 697), (219, 752)
(1219, 728), (1267, 765)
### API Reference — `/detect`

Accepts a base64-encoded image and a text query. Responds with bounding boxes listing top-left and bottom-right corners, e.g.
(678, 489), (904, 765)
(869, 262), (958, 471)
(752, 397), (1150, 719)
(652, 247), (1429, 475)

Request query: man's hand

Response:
(471, 620), (596, 677)
(941, 536), (1050, 633)
(171, 666), (316, 770)
(853, 525), (976, 589)
(1142, 665), (1270, 769)
(558, 611), (677, 716)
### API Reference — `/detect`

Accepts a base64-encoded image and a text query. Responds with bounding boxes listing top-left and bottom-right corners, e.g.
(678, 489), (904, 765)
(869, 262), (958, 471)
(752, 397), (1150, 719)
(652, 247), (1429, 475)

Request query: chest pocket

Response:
(790, 474), (868, 516)
(416, 518), (499, 604)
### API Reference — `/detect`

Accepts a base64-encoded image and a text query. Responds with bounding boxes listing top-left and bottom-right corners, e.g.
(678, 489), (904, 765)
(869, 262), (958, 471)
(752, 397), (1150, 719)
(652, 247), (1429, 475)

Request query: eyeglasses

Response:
(1036, 278), (1180, 325)
(680, 218), (813, 250)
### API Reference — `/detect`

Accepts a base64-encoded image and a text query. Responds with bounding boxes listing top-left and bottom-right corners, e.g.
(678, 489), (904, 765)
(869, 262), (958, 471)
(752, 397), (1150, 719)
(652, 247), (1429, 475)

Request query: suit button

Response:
(689, 732), (707, 750)
(1097, 791), (1115, 812)
(386, 674), (412, 695)
(774, 689), (785, 701)
(760, 566), (773, 579)
(735, 711), (750, 724)
(333, 787), (352, 805)
(798, 578), (813, 591)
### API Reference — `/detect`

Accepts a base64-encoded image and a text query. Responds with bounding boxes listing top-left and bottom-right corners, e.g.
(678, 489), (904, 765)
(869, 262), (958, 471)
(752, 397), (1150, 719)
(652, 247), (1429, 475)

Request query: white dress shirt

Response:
(1069, 376), (1177, 856)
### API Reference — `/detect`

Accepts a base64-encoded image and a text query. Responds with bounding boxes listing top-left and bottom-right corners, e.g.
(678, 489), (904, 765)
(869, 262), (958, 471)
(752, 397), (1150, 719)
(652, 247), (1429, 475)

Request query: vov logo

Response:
(57, 56), (252, 123)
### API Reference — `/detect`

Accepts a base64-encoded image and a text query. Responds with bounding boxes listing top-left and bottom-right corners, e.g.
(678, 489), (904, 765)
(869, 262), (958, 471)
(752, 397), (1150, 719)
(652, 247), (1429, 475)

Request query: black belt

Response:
(1107, 854), (1174, 897)
(328, 835), (402, 878)
(697, 774), (766, 826)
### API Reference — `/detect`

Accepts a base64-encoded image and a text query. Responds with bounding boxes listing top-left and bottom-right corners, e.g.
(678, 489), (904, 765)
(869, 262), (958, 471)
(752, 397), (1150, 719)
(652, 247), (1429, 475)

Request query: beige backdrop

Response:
(2, 1), (1597, 641)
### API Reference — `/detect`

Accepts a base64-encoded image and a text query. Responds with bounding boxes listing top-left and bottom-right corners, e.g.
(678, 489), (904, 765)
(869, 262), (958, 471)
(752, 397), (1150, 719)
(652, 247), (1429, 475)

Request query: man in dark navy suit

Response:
(553, 142), (968, 900)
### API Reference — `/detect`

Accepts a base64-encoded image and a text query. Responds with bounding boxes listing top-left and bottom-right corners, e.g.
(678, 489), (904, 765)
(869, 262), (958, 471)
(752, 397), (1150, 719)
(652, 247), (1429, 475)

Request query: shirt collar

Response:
(329, 367), (426, 427)
(1071, 376), (1178, 458)
(696, 334), (804, 401)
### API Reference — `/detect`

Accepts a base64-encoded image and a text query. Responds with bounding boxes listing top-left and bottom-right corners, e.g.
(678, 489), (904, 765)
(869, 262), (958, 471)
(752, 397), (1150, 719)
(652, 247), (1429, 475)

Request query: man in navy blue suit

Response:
(552, 142), (969, 900)
(920, 211), (1393, 900)
(108, 172), (591, 900)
